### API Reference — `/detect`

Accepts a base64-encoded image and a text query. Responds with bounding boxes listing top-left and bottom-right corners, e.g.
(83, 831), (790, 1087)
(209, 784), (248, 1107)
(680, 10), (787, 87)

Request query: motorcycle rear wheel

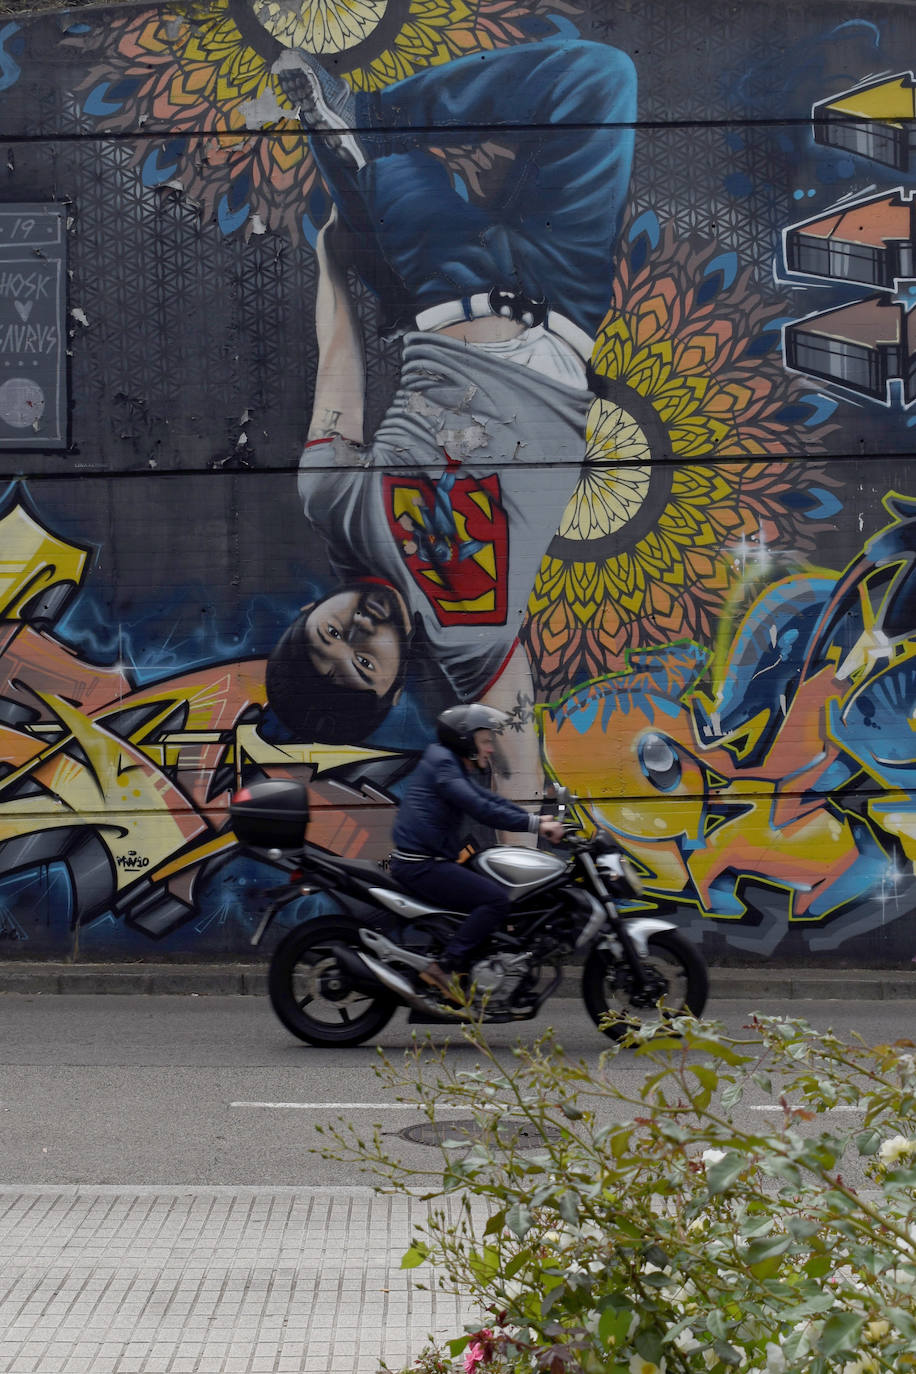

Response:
(268, 917), (398, 1046)
(582, 929), (708, 1041)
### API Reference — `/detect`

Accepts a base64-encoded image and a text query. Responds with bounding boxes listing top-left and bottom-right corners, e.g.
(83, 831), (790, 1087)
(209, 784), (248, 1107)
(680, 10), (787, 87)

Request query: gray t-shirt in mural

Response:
(298, 330), (591, 700)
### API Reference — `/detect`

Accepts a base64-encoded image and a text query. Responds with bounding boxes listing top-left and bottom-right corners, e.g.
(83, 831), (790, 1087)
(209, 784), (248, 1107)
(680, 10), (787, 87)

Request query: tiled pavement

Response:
(0, 1186), (479, 1374)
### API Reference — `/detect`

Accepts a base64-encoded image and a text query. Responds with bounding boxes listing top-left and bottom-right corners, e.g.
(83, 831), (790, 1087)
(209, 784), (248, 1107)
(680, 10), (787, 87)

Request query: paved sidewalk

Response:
(1, 961), (915, 999)
(0, 1185), (477, 1374)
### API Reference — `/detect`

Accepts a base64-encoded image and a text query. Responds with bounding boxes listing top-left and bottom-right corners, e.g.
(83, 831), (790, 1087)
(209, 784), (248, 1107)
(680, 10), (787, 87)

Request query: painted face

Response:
(304, 584), (410, 696)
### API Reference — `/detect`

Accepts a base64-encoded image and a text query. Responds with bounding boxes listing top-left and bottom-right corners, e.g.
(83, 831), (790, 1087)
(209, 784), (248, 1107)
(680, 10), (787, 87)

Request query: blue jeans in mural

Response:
(309, 39), (637, 338)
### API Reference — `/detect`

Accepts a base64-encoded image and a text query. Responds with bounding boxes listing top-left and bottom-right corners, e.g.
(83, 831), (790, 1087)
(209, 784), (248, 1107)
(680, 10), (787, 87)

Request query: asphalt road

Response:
(0, 992), (911, 1187)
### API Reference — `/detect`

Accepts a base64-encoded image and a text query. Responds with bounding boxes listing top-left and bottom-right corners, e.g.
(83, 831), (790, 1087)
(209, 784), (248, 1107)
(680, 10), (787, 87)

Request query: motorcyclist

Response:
(389, 704), (565, 1001)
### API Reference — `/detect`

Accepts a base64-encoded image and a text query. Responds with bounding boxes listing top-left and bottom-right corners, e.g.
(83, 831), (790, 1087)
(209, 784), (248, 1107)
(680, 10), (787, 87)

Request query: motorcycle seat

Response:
(320, 852), (414, 889)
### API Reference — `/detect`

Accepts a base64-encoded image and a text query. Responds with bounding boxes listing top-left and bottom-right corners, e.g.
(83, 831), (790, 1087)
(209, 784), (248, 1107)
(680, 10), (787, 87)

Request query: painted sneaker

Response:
(272, 49), (365, 169)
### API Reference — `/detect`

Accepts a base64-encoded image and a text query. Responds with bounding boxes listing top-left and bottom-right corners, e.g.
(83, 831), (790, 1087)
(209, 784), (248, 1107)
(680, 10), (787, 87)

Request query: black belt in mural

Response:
(0, 203), (66, 448)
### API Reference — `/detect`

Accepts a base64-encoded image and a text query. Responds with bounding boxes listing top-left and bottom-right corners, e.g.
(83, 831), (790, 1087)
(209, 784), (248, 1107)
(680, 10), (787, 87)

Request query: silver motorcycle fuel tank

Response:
(472, 847), (567, 898)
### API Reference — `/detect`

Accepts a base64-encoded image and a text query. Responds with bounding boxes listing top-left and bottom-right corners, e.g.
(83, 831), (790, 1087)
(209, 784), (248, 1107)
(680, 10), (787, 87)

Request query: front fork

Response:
(579, 851), (650, 993)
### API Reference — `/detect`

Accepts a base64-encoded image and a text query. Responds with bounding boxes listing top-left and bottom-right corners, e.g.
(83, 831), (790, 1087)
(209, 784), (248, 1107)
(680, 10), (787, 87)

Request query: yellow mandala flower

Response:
(522, 214), (837, 694)
(73, 0), (535, 237)
(253, 0), (389, 53)
(555, 398), (652, 543)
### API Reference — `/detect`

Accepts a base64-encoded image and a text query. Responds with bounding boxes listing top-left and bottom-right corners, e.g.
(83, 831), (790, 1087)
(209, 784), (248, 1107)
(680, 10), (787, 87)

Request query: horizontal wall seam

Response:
(0, 116), (885, 145)
(0, 452), (899, 481)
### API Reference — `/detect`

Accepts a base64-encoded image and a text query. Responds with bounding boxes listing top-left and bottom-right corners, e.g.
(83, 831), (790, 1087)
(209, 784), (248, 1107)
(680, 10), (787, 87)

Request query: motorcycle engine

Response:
(469, 951), (532, 1007)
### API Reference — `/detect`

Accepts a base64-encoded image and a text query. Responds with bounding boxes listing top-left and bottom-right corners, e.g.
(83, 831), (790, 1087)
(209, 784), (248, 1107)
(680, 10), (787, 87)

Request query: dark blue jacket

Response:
(392, 743), (538, 860)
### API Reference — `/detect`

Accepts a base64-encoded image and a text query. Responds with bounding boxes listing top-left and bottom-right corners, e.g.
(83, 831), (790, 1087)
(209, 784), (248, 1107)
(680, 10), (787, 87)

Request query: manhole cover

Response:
(399, 1118), (563, 1149)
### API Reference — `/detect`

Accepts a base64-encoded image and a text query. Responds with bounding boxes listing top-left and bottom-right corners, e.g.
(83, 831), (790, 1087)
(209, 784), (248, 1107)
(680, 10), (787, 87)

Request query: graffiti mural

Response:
(2, 0), (916, 962)
(538, 493), (916, 953)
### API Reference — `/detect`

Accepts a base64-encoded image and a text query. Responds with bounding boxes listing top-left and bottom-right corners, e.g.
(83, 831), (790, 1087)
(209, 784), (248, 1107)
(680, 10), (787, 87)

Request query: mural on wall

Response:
(2, 0), (916, 961)
(538, 492), (916, 953)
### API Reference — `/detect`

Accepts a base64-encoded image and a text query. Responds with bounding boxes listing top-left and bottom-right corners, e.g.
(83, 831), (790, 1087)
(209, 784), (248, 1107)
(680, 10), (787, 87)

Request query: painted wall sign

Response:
(0, 204), (66, 447)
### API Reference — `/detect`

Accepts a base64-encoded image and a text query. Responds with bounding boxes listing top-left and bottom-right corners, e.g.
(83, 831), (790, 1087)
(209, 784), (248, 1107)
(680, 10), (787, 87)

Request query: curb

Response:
(0, 962), (914, 999)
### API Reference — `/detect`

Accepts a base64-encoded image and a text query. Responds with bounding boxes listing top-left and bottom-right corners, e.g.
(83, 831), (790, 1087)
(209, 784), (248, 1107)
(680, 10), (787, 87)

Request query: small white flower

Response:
(629, 1356), (665, 1374)
(864, 1318), (890, 1342)
(878, 1134), (916, 1165)
(702, 1148), (727, 1166)
(841, 1357), (880, 1374)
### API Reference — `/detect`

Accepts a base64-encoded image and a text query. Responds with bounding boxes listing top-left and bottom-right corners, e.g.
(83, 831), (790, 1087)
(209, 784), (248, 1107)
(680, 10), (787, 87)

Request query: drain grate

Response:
(399, 1118), (563, 1149)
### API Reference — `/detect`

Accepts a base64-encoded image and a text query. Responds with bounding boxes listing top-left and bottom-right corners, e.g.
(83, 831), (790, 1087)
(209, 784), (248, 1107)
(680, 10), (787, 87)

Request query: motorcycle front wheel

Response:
(268, 917), (398, 1046)
(582, 929), (708, 1041)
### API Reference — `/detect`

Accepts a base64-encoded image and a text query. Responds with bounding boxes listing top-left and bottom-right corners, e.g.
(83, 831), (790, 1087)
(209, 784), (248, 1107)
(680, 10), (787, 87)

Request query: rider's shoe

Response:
(419, 961), (467, 1006)
(272, 49), (365, 169)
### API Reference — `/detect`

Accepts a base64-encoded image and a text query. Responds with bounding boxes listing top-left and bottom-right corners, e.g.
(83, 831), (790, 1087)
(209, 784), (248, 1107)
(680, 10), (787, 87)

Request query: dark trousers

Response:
(388, 857), (511, 971)
(311, 39), (637, 338)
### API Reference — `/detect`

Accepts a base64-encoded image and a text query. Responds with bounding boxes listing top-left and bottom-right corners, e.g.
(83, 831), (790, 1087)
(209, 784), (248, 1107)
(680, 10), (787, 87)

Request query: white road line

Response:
(229, 1101), (423, 1110)
(747, 1104), (859, 1112)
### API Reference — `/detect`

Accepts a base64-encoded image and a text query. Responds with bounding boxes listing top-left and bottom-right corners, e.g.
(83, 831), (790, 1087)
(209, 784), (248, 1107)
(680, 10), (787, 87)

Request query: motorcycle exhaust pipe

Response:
(334, 943), (469, 1018)
(328, 943), (394, 998)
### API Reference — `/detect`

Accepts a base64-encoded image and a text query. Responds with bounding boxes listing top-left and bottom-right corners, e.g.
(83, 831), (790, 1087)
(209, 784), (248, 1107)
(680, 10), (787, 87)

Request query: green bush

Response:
(318, 1016), (916, 1374)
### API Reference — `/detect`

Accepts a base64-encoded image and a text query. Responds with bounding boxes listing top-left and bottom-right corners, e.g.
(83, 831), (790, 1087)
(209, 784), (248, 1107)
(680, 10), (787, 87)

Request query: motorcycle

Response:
(230, 778), (709, 1047)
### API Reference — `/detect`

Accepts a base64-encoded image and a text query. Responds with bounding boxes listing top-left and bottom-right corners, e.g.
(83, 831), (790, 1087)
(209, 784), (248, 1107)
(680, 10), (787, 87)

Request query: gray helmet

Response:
(436, 703), (510, 758)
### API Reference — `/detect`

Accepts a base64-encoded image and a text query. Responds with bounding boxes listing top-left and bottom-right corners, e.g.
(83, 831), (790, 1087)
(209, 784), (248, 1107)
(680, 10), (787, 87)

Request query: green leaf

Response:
(712, 1337), (742, 1366)
(886, 1306), (916, 1340)
(739, 1217), (774, 1239)
(761, 1157), (802, 1187)
(803, 1254), (831, 1279)
(822, 1190), (858, 1214)
(634, 1036), (684, 1057)
(610, 1129), (631, 1159)
(689, 1064), (717, 1109)
(706, 1153), (745, 1193)
(598, 1306), (631, 1349)
(818, 1312), (865, 1357)
(855, 1128), (881, 1157)
(505, 1249), (530, 1280)
(401, 1243), (430, 1269)
(447, 1336), (470, 1356)
(559, 1191), (579, 1225)
(506, 1203), (533, 1239)
(749, 1254), (783, 1280)
(745, 1236), (791, 1265)
(468, 1246), (500, 1282)
(484, 1208), (507, 1237)
(782, 1293), (836, 1320)
(635, 1329), (664, 1365)
(721, 1079), (744, 1110)
(679, 1035), (752, 1066)
(615, 1218), (645, 1241)
(786, 1217), (820, 1240)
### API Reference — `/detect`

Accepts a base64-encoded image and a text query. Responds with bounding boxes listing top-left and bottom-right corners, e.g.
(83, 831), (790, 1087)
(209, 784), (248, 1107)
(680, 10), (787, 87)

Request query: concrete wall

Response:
(0, 0), (915, 964)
